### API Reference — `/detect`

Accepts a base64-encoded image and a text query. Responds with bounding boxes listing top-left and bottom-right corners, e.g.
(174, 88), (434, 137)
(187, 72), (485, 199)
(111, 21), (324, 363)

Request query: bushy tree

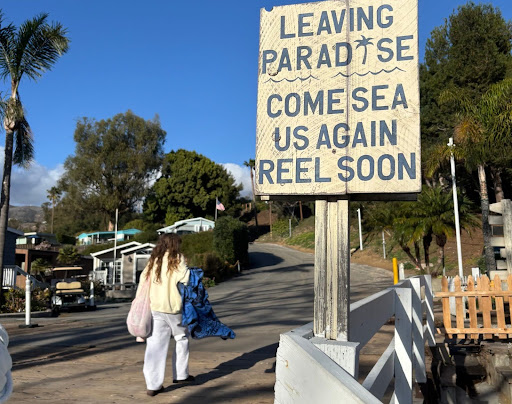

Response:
(55, 111), (166, 232)
(144, 149), (241, 224)
(421, 2), (512, 152)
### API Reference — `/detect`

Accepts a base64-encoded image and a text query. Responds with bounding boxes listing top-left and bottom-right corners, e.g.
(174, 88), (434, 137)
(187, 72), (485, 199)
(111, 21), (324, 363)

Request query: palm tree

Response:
(0, 12), (69, 303)
(47, 186), (61, 233)
(354, 35), (374, 65)
(407, 186), (478, 274)
(428, 78), (512, 272)
(365, 201), (423, 269)
(243, 159), (258, 227)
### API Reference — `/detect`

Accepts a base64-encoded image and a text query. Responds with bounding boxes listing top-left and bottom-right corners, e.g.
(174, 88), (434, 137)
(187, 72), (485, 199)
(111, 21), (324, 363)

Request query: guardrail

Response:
(356, 276), (435, 402)
(2, 265), (46, 289)
(275, 275), (435, 404)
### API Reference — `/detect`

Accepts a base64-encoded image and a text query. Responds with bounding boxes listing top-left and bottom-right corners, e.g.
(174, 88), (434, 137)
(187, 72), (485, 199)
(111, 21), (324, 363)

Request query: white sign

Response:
(255, 0), (420, 196)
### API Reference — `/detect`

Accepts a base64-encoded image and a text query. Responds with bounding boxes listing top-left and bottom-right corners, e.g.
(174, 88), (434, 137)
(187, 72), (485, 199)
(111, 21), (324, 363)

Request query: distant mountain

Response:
(8, 205), (45, 231)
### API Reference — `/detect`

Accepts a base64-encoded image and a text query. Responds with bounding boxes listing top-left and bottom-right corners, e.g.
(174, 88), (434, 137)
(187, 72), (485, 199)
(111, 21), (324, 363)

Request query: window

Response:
(114, 260), (122, 284)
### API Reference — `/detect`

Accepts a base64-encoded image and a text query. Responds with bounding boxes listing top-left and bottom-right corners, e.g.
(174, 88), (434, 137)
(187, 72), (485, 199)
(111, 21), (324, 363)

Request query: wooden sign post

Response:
(256, 0), (420, 341)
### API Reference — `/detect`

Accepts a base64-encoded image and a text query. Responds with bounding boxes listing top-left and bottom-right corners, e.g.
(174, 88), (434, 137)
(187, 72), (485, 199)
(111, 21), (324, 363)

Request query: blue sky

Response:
(1, 0), (512, 205)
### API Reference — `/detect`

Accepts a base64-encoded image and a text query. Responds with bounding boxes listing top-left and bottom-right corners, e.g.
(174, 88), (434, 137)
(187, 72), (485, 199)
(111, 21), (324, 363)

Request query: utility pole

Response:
(448, 138), (464, 278)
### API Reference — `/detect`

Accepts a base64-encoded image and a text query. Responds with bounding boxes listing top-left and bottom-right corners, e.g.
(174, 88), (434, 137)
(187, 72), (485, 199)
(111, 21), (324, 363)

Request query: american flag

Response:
(216, 198), (225, 211)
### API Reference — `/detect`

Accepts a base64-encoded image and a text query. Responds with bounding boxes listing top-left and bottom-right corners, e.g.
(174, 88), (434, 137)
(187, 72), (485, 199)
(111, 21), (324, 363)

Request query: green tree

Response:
(47, 186), (61, 233)
(427, 79), (512, 272)
(144, 149), (241, 224)
(0, 11), (69, 303)
(56, 111), (165, 232)
(420, 2), (512, 146)
(57, 245), (80, 265)
(30, 258), (51, 278)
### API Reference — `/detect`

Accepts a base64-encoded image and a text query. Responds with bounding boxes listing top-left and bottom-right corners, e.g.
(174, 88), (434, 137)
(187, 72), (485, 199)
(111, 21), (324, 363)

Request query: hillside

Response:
(256, 211), (484, 277)
(8, 205), (45, 231)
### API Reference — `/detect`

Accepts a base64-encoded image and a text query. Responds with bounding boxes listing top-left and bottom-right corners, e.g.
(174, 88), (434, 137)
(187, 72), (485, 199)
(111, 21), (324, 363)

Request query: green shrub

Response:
(272, 219), (297, 237)
(288, 231), (315, 250)
(1, 287), (50, 313)
(213, 217), (249, 266)
(182, 231), (214, 256)
(134, 230), (159, 243)
(56, 233), (76, 245)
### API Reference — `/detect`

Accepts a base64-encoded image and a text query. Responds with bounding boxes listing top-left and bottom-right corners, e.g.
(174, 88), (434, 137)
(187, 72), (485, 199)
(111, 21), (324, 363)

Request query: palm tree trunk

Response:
(478, 164), (496, 272)
(0, 128), (14, 305)
(414, 241), (423, 271)
(400, 243), (421, 269)
(423, 233), (432, 271)
(490, 166), (505, 202)
(438, 244), (445, 275)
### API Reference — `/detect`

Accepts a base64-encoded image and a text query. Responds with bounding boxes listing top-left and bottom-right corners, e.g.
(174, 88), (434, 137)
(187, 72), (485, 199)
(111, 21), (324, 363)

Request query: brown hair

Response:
(145, 233), (182, 282)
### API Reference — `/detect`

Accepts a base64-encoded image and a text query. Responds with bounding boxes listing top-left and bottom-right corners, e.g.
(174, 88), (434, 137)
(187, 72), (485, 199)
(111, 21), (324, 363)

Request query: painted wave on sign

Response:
(331, 67), (405, 78)
(264, 74), (319, 83)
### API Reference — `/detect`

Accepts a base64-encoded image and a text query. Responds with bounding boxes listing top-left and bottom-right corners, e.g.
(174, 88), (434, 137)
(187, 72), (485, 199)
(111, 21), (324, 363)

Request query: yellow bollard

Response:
(393, 258), (399, 284)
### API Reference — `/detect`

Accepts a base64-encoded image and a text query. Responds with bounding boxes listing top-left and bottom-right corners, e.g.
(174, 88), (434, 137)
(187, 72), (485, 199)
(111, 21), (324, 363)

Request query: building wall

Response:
(123, 255), (134, 283)
(2, 230), (18, 266)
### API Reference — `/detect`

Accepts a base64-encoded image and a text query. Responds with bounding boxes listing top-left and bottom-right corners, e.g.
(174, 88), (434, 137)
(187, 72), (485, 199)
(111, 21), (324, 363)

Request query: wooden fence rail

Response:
(436, 275), (512, 339)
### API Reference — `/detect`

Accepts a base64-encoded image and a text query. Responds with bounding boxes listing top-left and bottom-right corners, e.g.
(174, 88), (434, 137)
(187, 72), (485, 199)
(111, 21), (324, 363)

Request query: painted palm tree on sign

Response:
(355, 35), (374, 65)
(0, 11), (69, 303)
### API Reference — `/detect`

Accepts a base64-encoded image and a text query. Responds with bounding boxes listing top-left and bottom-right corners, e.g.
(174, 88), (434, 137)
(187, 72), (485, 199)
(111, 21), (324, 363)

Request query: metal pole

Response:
(448, 138), (464, 279)
(357, 208), (363, 251)
(289, 218), (292, 238)
(393, 258), (399, 285)
(382, 230), (386, 259)
(113, 208), (118, 285)
(25, 276), (31, 326)
(90, 275), (95, 307)
(269, 201), (272, 238)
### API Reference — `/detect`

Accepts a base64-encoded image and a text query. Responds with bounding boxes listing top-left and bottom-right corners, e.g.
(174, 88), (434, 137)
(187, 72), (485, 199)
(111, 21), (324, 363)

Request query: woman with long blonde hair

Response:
(139, 233), (194, 396)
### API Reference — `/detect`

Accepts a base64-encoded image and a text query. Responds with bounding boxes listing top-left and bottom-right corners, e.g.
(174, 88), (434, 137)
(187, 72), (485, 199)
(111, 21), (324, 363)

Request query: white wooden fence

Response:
(275, 275), (435, 404)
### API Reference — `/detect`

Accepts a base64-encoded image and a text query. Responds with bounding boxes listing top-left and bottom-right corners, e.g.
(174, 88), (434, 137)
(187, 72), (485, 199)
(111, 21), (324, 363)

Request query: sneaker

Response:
(173, 375), (195, 384)
(146, 386), (164, 396)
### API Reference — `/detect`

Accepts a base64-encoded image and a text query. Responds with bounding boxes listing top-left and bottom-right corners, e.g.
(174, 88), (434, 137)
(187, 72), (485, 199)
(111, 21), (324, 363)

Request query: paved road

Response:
(1, 243), (393, 403)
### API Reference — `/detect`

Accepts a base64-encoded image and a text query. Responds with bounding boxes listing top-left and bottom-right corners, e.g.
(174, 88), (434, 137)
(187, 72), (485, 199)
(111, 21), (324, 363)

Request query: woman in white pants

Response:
(139, 233), (194, 397)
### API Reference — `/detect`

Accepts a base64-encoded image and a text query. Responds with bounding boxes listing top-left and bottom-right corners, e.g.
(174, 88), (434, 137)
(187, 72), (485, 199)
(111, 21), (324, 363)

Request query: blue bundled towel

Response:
(178, 268), (235, 340)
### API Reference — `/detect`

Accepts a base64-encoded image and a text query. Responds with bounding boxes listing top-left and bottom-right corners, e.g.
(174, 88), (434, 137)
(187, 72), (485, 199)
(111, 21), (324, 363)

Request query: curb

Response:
(0, 310), (53, 319)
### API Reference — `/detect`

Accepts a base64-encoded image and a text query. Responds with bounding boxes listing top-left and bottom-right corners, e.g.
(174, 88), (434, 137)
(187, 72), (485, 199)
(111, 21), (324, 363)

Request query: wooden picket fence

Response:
(436, 274), (512, 339)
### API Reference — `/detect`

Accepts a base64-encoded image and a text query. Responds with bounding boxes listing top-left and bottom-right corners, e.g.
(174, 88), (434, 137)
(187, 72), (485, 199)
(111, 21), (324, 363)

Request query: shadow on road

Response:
(248, 251), (284, 269)
(162, 342), (278, 401)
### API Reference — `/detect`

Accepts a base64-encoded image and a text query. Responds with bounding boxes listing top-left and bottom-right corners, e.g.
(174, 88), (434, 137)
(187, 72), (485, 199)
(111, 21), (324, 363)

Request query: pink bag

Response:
(126, 275), (152, 338)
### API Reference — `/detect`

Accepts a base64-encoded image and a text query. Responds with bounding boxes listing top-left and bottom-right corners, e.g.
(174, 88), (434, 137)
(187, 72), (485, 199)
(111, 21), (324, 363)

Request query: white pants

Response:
(143, 311), (189, 390)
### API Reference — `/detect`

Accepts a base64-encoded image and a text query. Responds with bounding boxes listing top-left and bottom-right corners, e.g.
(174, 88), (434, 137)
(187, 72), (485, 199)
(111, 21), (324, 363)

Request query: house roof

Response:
(121, 243), (156, 255)
(77, 229), (141, 239)
(90, 241), (141, 257)
(8, 227), (24, 236)
(157, 217), (214, 233)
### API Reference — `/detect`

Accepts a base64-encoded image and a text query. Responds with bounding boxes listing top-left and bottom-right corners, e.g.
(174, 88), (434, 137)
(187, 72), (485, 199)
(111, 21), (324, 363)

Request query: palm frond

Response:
(14, 13), (69, 82)
(13, 115), (33, 167)
(0, 15), (16, 82)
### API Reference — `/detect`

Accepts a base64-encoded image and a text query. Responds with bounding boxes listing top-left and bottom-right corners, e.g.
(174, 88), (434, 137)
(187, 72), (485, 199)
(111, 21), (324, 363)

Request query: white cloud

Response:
(0, 147), (64, 206)
(222, 163), (253, 199)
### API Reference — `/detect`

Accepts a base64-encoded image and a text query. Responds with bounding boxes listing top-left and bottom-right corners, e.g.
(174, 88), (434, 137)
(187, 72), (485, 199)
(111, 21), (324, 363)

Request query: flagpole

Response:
(215, 198), (218, 221)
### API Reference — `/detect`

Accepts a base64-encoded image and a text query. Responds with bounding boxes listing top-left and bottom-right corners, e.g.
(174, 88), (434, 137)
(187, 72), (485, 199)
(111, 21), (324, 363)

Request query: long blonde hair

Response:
(145, 233), (182, 282)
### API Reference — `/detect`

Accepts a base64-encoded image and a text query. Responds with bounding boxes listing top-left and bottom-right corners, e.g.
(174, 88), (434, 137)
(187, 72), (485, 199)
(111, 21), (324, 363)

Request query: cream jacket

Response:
(140, 253), (190, 314)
